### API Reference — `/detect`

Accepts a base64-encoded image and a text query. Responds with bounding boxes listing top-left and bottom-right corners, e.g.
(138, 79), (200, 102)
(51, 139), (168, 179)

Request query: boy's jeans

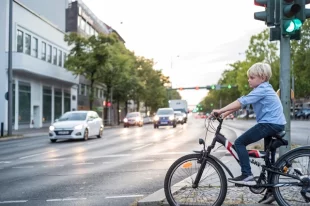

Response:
(234, 123), (285, 176)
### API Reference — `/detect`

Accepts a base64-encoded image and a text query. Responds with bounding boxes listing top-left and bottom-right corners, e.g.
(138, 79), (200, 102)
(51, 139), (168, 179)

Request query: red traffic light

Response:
(179, 87), (183, 91)
(195, 86), (199, 90)
(107, 102), (111, 107)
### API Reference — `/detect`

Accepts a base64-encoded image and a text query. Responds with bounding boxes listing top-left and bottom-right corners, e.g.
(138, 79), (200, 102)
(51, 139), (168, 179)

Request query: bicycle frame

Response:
(193, 117), (302, 189)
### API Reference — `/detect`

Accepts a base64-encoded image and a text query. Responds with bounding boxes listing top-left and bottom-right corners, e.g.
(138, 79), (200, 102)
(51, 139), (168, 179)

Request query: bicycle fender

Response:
(207, 154), (234, 178)
(274, 145), (310, 167)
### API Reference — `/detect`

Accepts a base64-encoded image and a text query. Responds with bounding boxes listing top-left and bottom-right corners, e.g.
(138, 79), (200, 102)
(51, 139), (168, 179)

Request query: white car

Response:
(49, 111), (104, 143)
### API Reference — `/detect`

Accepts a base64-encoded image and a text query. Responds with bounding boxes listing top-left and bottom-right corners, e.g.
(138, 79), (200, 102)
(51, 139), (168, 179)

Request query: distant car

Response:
(49, 111), (104, 143)
(174, 111), (185, 124)
(153, 108), (176, 129)
(123, 112), (144, 127)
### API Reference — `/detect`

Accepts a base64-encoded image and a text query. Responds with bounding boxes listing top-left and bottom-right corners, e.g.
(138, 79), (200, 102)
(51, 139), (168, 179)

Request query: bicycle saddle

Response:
(273, 131), (286, 139)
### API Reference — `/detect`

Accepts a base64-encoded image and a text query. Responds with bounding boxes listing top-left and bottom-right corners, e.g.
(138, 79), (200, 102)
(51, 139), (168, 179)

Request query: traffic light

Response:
(228, 84), (232, 89)
(179, 87), (183, 91)
(295, 0), (310, 23)
(281, 0), (302, 36)
(254, 0), (275, 26)
(195, 86), (199, 90)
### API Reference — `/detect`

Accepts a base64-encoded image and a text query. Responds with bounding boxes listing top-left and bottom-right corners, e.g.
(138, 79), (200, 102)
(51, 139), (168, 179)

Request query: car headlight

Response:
(135, 117), (140, 121)
(74, 124), (83, 130)
(183, 113), (186, 117)
(169, 115), (174, 120)
(124, 118), (128, 123)
(154, 116), (159, 121)
(49, 126), (55, 131)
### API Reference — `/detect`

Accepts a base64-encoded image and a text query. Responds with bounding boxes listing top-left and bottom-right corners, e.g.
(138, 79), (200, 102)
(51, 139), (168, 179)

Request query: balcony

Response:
(6, 52), (78, 84)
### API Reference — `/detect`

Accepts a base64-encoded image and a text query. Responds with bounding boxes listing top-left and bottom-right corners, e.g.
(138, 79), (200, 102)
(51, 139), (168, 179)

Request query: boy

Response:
(211, 62), (286, 204)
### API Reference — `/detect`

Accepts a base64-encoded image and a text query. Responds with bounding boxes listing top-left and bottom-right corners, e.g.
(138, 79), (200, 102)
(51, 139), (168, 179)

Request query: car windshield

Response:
(157, 110), (173, 115)
(58, 112), (87, 121)
(127, 113), (139, 118)
(174, 109), (185, 113)
(175, 113), (183, 116)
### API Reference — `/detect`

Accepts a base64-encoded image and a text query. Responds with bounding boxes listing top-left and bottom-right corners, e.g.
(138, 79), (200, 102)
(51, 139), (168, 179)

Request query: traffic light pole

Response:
(279, 35), (291, 156)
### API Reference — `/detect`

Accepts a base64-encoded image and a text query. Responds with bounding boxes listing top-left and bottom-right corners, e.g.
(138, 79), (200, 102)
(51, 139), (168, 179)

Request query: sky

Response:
(82, 0), (267, 106)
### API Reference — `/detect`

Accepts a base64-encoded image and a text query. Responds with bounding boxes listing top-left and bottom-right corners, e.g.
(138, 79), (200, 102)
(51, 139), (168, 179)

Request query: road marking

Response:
(72, 162), (94, 165)
(0, 161), (11, 164)
(42, 158), (66, 161)
(105, 194), (144, 199)
(12, 166), (34, 169)
(132, 160), (154, 162)
(19, 150), (58, 160)
(0, 200), (28, 203)
(46, 198), (87, 202)
(43, 165), (64, 168)
(91, 154), (131, 158)
(131, 144), (153, 151)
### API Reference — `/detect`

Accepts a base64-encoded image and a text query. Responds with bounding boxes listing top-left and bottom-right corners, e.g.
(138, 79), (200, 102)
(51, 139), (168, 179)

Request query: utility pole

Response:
(7, 0), (13, 136)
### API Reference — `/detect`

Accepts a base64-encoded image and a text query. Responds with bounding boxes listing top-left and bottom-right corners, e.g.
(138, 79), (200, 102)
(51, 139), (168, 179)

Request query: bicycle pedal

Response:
(235, 183), (245, 187)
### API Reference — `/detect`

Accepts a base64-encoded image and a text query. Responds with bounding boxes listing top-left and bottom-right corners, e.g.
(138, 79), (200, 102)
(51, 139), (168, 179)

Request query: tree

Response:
(64, 32), (116, 110)
(291, 20), (310, 98)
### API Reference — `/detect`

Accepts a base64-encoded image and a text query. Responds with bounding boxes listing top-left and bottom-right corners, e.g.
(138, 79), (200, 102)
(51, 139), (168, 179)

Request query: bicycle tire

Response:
(272, 149), (310, 206)
(164, 153), (227, 206)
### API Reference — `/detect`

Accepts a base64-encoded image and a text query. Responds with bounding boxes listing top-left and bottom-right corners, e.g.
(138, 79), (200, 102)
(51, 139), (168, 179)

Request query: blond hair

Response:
(247, 62), (272, 82)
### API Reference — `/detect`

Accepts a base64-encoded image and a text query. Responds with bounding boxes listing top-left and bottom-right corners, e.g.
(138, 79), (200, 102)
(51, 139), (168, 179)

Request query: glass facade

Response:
(41, 42), (46, 60)
(64, 91), (71, 113)
(43, 87), (52, 123)
(54, 88), (62, 119)
(19, 82), (31, 124)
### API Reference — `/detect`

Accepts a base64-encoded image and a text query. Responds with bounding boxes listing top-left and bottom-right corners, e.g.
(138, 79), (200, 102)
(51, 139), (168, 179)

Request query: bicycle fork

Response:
(192, 154), (208, 188)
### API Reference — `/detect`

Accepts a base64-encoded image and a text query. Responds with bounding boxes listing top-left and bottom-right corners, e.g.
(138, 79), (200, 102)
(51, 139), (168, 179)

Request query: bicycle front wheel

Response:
(164, 154), (227, 206)
(272, 149), (310, 206)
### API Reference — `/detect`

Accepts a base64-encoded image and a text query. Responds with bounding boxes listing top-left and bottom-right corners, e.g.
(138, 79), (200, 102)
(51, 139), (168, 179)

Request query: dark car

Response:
(153, 108), (176, 129)
(123, 112), (143, 127)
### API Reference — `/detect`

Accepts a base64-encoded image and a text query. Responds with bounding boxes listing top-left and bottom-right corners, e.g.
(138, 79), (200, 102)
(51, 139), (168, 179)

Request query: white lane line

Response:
(132, 160), (154, 162)
(46, 198), (87, 202)
(43, 165), (64, 168)
(12, 166), (34, 169)
(91, 154), (131, 158)
(0, 200), (28, 203)
(131, 143), (153, 151)
(150, 152), (189, 155)
(41, 158), (66, 161)
(72, 162), (94, 166)
(105, 194), (144, 199)
(19, 150), (58, 160)
(0, 161), (11, 164)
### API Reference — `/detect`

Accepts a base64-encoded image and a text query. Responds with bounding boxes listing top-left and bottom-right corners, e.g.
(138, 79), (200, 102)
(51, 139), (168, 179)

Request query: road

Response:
(0, 116), (308, 206)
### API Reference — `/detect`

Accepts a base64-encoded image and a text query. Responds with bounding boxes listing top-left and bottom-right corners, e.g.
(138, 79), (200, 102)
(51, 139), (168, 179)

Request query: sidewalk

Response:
(0, 124), (122, 141)
(137, 153), (277, 206)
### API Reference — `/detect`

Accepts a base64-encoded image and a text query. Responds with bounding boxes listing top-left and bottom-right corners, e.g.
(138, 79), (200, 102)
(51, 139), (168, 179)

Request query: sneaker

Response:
(228, 174), (256, 186)
(258, 192), (275, 204)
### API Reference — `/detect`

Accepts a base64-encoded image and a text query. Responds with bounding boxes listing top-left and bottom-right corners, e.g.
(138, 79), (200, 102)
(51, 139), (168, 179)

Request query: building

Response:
(65, 0), (125, 124)
(0, 0), (78, 130)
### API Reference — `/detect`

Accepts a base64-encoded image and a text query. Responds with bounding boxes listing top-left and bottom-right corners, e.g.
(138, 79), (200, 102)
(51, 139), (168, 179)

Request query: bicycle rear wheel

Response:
(272, 149), (310, 206)
(164, 153), (227, 206)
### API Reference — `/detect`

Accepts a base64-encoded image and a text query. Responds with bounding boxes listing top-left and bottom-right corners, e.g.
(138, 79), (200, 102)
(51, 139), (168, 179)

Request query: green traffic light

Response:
(228, 84), (231, 89)
(283, 18), (302, 33)
(211, 85), (215, 90)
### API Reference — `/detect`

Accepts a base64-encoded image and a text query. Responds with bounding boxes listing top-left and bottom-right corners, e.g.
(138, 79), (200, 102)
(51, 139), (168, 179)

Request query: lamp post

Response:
(7, 0), (13, 135)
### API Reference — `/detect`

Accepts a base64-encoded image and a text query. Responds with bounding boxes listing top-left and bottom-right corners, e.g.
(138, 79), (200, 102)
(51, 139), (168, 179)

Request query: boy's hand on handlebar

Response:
(210, 109), (222, 119)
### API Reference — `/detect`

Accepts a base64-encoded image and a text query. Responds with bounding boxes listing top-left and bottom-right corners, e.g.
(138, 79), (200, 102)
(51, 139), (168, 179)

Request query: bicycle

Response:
(164, 114), (310, 206)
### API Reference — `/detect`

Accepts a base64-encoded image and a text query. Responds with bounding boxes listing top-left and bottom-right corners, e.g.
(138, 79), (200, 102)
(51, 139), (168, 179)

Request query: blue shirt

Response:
(237, 82), (286, 125)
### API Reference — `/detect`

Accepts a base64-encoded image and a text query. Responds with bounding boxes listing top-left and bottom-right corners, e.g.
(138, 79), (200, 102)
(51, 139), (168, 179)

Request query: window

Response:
(25, 34), (31, 55)
(19, 82), (31, 124)
(41, 42), (46, 60)
(47, 45), (52, 63)
(80, 84), (85, 95)
(42, 86), (52, 123)
(17, 30), (23, 52)
(64, 91), (71, 112)
(58, 50), (62, 66)
(53, 47), (57, 65)
(32, 37), (38, 57)
(80, 18), (86, 31)
(54, 89), (62, 119)
(77, 16), (81, 27)
(63, 52), (67, 67)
